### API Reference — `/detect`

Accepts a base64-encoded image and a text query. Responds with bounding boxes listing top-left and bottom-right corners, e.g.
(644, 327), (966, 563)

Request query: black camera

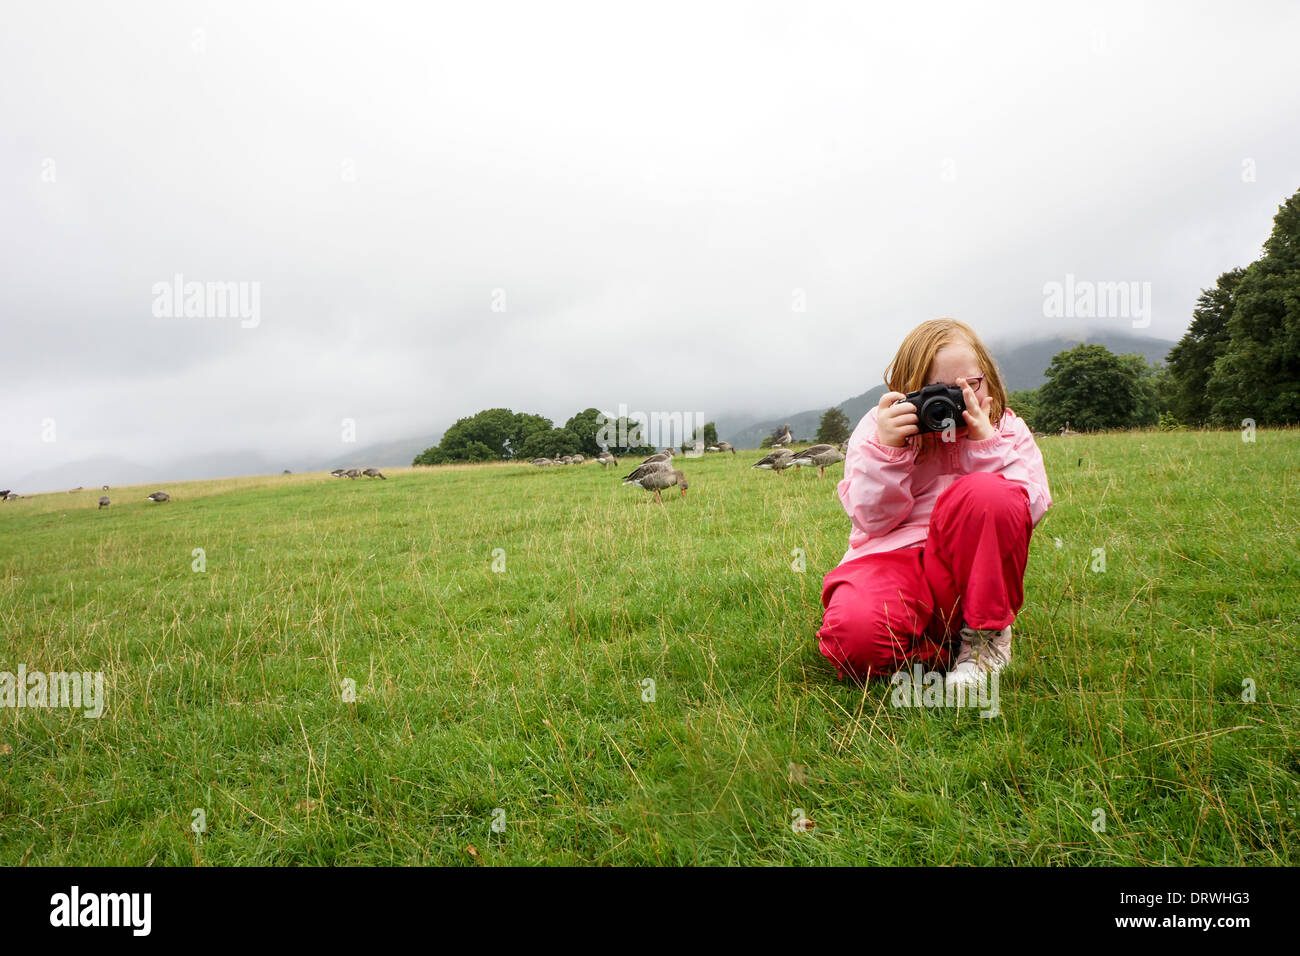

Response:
(898, 383), (966, 434)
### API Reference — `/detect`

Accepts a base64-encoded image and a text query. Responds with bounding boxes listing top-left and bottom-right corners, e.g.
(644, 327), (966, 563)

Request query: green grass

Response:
(1, 431), (1298, 865)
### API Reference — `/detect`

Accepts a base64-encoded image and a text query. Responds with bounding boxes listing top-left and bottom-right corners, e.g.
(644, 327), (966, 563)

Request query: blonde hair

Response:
(883, 318), (1007, 458)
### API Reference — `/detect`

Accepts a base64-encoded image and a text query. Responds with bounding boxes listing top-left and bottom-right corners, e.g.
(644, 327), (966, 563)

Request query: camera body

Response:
(899, 383), (967, 434)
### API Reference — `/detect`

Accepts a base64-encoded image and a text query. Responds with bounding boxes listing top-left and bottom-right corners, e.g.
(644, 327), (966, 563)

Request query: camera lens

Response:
(922, 397), (955, 431)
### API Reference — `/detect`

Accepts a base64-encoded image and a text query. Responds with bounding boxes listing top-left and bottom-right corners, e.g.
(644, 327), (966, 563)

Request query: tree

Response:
(563, 408), (606, 456)
(692, 421), (719, 448)
(1117, 354), (1169, 427)
(1167, 268), (1244, 424)
(1206, 190), (1300, 425)
(816, 408), (851, 445)
(516, 427), (581, 460)
(436, 408), (517, 461)
(512, 413), (555, 456)
(1006, 388), (1041, 431)
(413, 445), (447, 465)
(597, 416), (655, 455)
(1035, 344), (1145, 432)
(413, 408), (567, 464)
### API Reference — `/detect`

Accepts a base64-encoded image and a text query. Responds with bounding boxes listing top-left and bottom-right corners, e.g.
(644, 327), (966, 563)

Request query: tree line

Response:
(413, 409), (722, 464)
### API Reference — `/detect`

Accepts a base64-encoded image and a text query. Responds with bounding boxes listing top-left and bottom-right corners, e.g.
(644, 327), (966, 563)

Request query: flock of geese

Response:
(526, 424), (849, 503)
(3, 419), (1082, 511)
(0, 483), (172, 508)
(4, 465), (388, 510)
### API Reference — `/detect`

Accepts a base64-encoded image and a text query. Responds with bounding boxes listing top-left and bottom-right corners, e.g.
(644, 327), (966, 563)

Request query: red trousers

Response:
(817, 472), (1033, 681)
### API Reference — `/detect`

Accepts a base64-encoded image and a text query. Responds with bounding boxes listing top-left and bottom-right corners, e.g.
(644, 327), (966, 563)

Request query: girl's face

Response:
(925, 342), (983, 433)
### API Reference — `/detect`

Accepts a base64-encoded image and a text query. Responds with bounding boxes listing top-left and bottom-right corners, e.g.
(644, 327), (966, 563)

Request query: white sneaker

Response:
(944, 624), (1012, 691)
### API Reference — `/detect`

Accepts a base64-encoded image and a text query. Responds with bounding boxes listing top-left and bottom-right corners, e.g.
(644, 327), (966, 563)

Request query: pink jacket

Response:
(835, 405), (1052, 565)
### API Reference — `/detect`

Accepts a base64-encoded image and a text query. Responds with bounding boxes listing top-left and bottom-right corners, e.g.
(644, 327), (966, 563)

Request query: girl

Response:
(817, 318), (1052, 690)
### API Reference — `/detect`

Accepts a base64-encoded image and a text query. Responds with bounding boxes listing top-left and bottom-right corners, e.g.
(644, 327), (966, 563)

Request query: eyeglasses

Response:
(927, 376), (984, 392)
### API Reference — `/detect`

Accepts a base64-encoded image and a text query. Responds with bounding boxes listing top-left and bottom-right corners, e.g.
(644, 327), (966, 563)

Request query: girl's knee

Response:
(818, 605), (906, 678)
(941, 472), (1030, 521)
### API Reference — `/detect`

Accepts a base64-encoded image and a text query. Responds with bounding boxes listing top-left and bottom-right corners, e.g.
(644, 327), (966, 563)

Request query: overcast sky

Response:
(3, 0), (1298, 478)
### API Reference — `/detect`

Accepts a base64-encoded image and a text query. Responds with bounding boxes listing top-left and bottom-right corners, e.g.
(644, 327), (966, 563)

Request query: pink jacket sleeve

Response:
(960, 410), (1053, 526)
(836, 406), (918, 537)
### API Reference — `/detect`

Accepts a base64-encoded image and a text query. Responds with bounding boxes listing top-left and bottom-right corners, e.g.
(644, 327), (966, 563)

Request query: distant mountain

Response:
(720, 330), (1176, 448)
(7, 454), (159, 494)
(9, 433), (446, 495)
(988, 330), (1173, 391)
(10, 451), (282, 495)
(295, 431), (445, 473)
(724, 386), (888, 450)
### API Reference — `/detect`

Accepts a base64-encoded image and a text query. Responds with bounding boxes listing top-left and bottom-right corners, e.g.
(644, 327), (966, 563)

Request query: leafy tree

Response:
(1035, 344), (1144, 432)
(816, 408), (851, 445)
(1206, 190), (1300, 425)
(1167, 268), (1244, 424)
(512, 413), (555, 455)
(691, 421), (719, 448)
(437, 408), (517, 461)
(413, 445), (447, 465)
(597, 416), (656, 455)
(516, 427), (582, 460)
(1117, 354), (1169, 427)
(1006, 388), (1041, 431)
(413, 408), (570, 464)
(563, 408), (606, 456)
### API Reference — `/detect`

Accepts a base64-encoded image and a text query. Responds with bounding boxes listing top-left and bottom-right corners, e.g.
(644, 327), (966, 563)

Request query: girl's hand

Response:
(875, 391), (919, 447)
(958, 378), (995, 441)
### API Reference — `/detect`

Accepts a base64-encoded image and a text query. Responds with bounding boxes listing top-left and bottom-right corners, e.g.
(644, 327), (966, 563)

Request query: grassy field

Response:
(1, 430), (1297, 865)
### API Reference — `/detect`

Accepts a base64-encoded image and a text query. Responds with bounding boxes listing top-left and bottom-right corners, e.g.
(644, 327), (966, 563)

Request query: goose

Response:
(530, 458), (553, 466)
(330, 468), (347, 477)
(596, 452), (618, 468)
(344, 468), (362, 479)
(102, 484), (110, 491)
(789, 444), (846, 478)
(0, 490), (10, 498)
(98, 496), (110, 509)
(621, 460), (671, 484)
(362, 468), (386, 479)
(715, 441), (736, 455)
(772, 424), (793, 447)
(571, 454), (585, 464)
(624, 467), (688, 503)
(641, 451), (672, 465)
(1059, 421), (1078, 437)
(145, 491), (171, 503)
(752, 448), (795, 476)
